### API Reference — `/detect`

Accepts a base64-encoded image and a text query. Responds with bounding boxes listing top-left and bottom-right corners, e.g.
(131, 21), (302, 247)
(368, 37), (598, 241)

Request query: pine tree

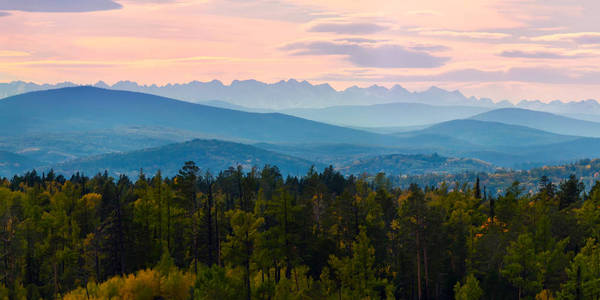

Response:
(475, 177), (481, 200)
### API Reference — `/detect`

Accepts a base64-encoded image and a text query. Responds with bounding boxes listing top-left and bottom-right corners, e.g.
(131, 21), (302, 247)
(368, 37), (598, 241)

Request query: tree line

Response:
(0, 162), (599, 299)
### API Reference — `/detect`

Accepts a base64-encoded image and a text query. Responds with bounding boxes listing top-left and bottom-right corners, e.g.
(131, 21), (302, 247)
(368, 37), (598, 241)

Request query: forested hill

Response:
(1, 162), (599, 299)
(0, 86), (400, 145)
(52, 139), (323, 177)
(393, 158), (600, 194)
(336, 153), (495, 175)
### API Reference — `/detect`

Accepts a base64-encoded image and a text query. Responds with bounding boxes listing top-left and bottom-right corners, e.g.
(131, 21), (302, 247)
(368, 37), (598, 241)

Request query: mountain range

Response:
(0, 86), (399, 145)
(4, 80), (600, 119)
(2, 86), (600, 177)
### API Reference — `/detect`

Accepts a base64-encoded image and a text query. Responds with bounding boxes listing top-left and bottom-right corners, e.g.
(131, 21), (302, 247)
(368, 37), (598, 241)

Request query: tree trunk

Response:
(158, 179), (162, 245)
(207, 182), (213, 265)
(167, 189), (171, 250)
(245, 230), (251, 300)
(215, 197), (221, 266)
(416, 228), (422, 300)
(423, 244), (429, 300)
(53, 262), (59, 299)
(284, 193), (291, 279)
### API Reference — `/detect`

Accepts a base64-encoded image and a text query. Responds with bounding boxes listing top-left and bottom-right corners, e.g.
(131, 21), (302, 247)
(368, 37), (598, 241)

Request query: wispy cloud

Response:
(0, 50), (30, 57)
(334, 38), (383, 44)
(3, 56), (276, 68)
(202, 0), (333, 22)
(418, 30), (511, 40)
(282, 40), (449, 68)
(409, 44), (449, 52)
(0, 0), (122, 12)
(405, 10), (442, 17)
(308, 22), (388, 34)
(529, 32), (600, 43)
(499, 50), (589, 59)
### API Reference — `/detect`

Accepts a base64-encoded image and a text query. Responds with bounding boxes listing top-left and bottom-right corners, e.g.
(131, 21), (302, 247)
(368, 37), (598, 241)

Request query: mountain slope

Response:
(0, 86), (400, 146)
(52, 139), (323, 177)
(281, 103), (490, 127)
(471, 108), (600, 137)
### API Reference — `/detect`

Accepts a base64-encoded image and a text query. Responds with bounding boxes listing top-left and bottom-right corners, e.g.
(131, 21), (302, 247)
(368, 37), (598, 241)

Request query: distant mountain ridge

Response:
(1, 79), (498, 109)
(4, 79), (600, 118)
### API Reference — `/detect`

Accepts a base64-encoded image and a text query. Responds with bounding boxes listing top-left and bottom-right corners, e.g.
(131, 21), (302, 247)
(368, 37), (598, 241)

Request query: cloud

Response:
(409, 44), (449, 52)
(0, 50), (30, 57)
(0, 11), (9, 16)
(203, 0), (333, 23)
(405, 10), (442, 17)
(575, 36), (600, 44)
(308, 22), (388, 34)
(0, 0), (122, 12)
(3, 56), (277, 68)
(418, 30), (511, 40)
(334, 38), (382, 44)
(529, 32), (600, 43)
(282, 41), (449, 68)
(499, 50), (587, 59)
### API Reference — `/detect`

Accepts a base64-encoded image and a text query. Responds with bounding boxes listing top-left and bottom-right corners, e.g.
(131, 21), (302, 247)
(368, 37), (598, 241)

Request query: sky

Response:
(1, 0), (600, 102)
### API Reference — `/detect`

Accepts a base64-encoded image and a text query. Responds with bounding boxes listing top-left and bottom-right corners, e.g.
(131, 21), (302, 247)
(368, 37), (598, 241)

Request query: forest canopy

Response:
(0, 162), (599, 299)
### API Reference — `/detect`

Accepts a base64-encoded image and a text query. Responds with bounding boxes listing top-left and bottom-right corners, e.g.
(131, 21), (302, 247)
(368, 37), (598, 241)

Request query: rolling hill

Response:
(471, 108), (600, 137)
(396, 119), (577, 147)
(0, 86), (402, 146)
(384, 119), (600, 168)
(280, 102), (490, 127)
(51, 139), (501, 178)
(52, 139), (324, 178)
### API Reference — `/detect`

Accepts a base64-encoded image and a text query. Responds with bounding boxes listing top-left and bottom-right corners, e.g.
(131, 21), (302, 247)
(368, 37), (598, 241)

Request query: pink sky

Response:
(2, 0), (600, 102)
